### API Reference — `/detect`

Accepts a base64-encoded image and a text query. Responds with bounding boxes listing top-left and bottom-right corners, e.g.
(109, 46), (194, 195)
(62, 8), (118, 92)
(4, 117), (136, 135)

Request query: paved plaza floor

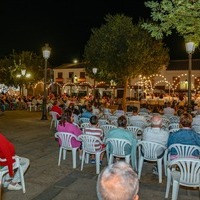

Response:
(0, 110), (199, 200)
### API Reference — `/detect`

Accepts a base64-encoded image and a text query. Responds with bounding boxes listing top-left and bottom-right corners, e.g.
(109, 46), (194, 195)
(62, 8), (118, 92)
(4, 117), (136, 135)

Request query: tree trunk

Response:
(122, 78), (128, 111)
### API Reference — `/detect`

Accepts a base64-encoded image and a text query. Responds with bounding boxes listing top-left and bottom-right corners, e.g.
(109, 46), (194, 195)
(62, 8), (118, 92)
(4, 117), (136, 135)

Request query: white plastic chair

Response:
(108, 115), (118, 122)
(169, 123), (180, 130)
(164, 144), (200, 176)
(106, 138), (135, 168)
(129, 120), (147, 129)
(126, 125), (143, 139)
(169, 128), (180, 134)
(80, 122), (91, 130)
(98, 119), (109, 126)
(100, 124), (117, 137)
(27, 102), (37, 112)
(49, 111), (61, 129)
(79, 117), (90, 124)
(0, 156), (26, 193)
(78, 134), (106, 174)
(165, 158), (200, 200)
(137, 141), (166, 183)
(55, 132), (79, 169)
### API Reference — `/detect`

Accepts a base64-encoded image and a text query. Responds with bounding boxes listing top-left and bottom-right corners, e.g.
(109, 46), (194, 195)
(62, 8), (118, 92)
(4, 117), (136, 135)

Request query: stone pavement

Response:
(0, 110), (199, 200)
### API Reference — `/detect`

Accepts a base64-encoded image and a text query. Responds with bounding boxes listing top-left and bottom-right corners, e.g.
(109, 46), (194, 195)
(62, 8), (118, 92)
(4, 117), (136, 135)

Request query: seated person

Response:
(97, 161), (139, 200)
(167, 113), (200, 159)
(113, 104), (125, 117)
(84, 115), (105, 165)
(0, 133), (30, 190)
(51, 100), (62, 119)
(106, 115), (137, 168)
(129, 106), (146, 123)
(56, 108), (82, 159)
(81, 103), (94, 119)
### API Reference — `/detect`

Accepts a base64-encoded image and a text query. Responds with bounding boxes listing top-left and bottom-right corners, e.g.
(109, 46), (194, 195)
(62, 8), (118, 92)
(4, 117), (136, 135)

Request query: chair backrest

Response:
(78, 134), (104, 153)
(49, 111), (60, 120)
(98, 119), (109, 126)
(129, 120), (146, 129)
(110, 119), (118, 127)
(169, 116), (180, 124)
(168, 158), (200, 186)
(79, 117), (90, 124)
(100, 124), (117, 136)
(126, 125), (143, 138)
(169, 123), (180, 130)
(80, 122), (91, 129)
(138, 141), (166, 160)
(106, 138), (132, 156)
(165, 143), (200, 161)
(168, 128), (180, 134)
(192, 125), (200, 133)
(55, 132), (78, 149)
(108, 115), (118, 122)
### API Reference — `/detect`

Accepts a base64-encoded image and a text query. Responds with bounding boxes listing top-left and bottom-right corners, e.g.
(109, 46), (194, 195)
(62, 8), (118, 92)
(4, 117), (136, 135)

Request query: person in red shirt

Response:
(51, 100), (63, 119)
(0, 133), (30, 190)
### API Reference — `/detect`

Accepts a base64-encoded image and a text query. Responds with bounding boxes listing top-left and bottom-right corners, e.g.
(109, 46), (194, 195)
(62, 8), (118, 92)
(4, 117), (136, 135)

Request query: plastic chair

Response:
(169, 123), (180, 130)
(80, 122), (91, 130)
(98, 119), (109, 126)
(55, 132), (79, 169)
(79, 117), (90, 124)
(165, 158), (200, 200)
(27, 102), (37, 112)
(106, 138), (135, 167)
(137, 141), (166, 183)
(126, 125), (143, 140)
(49, 111), (61, 129)
(129, 120), (147, 129)
(168, 128), (180, 134)
(100, 124), (117, 137)
(163, 144), (200, 176)
(0, 156), (26, 193)
(78, 134), (106, 174)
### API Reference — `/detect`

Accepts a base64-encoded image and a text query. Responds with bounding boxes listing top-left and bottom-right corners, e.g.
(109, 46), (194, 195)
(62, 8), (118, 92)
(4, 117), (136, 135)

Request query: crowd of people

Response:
(1, 90), (200, 198)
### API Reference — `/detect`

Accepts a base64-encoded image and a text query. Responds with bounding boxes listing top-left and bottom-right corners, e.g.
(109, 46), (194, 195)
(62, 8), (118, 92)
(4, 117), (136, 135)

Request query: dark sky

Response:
(0, 0), (198, 66)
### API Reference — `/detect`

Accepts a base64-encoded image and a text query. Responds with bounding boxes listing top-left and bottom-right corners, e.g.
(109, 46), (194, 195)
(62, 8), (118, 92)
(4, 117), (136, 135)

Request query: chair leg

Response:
(72, 149), (77, 169)
(58, 148), (62, 166)
(157, 159), (163, 183)
(63, 150), (66, 160)
(138, 157), (144, 180)
(165, 169), (171, 198)
(81, 151), (85, 171)
(172, 180), (179, 200)
(96, 153), (100, 174)
(19, 165), (26, 193)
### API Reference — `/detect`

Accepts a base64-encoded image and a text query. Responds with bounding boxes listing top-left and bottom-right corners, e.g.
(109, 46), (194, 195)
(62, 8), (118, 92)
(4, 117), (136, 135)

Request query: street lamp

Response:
(41, 43), (51, 120)
(185, 41), (195, 113)
(16, 66), (31, 95)
(92, 68), (98, 101)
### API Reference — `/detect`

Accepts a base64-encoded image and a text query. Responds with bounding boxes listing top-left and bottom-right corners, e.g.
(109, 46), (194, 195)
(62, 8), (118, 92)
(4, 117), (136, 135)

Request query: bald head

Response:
(151, 115), (162, 127)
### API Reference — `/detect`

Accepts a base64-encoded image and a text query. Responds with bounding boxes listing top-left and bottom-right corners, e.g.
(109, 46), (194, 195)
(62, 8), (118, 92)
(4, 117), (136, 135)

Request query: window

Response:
(80, 72), (85, 78)
(57, 72), (63, 78)
(69, 72), (74, 78)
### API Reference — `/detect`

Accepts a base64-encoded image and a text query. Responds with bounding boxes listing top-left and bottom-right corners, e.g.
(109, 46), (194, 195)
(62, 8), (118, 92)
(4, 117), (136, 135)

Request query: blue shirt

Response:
(167, 128), (200, 156)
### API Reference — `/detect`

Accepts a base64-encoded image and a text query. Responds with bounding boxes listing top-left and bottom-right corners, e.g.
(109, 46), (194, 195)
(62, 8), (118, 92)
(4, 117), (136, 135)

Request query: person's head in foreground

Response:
(151, 115), (162, 128)
(180, 113), (193, 128)
(97, 161), (139, 200)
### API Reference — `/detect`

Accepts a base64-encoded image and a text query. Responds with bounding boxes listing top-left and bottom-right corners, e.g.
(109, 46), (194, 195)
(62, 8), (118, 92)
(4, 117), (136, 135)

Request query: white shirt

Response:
(143, 127), (169, 146)
(164, 107), (175, 115)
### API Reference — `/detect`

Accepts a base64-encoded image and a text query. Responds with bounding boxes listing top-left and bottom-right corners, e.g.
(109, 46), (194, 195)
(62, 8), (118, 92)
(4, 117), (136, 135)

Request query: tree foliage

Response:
(0, 50), (44, 86)
(83, 14), (169, 108)
(141, 0), (200, 45)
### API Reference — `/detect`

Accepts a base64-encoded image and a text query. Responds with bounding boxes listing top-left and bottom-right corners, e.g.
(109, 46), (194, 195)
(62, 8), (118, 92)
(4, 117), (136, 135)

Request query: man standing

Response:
(97, 161), (139, 200)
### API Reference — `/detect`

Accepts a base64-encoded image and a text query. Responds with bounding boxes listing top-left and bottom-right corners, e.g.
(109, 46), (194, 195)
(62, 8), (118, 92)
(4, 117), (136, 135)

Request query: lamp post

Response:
(41, 43), (51, 120)
(92, 68), (98, 101)
(185, 42), (195, 113)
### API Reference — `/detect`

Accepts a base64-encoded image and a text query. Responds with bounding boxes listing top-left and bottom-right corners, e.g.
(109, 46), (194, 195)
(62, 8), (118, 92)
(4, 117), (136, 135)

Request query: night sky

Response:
(0, 0), (198, 66)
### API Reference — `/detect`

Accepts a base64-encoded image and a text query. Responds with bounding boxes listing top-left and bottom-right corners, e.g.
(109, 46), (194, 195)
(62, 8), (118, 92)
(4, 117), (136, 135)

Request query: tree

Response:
(141, 0), (200, 45)
(83, 14), (169, 109)
(0, 50), (44, 87)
